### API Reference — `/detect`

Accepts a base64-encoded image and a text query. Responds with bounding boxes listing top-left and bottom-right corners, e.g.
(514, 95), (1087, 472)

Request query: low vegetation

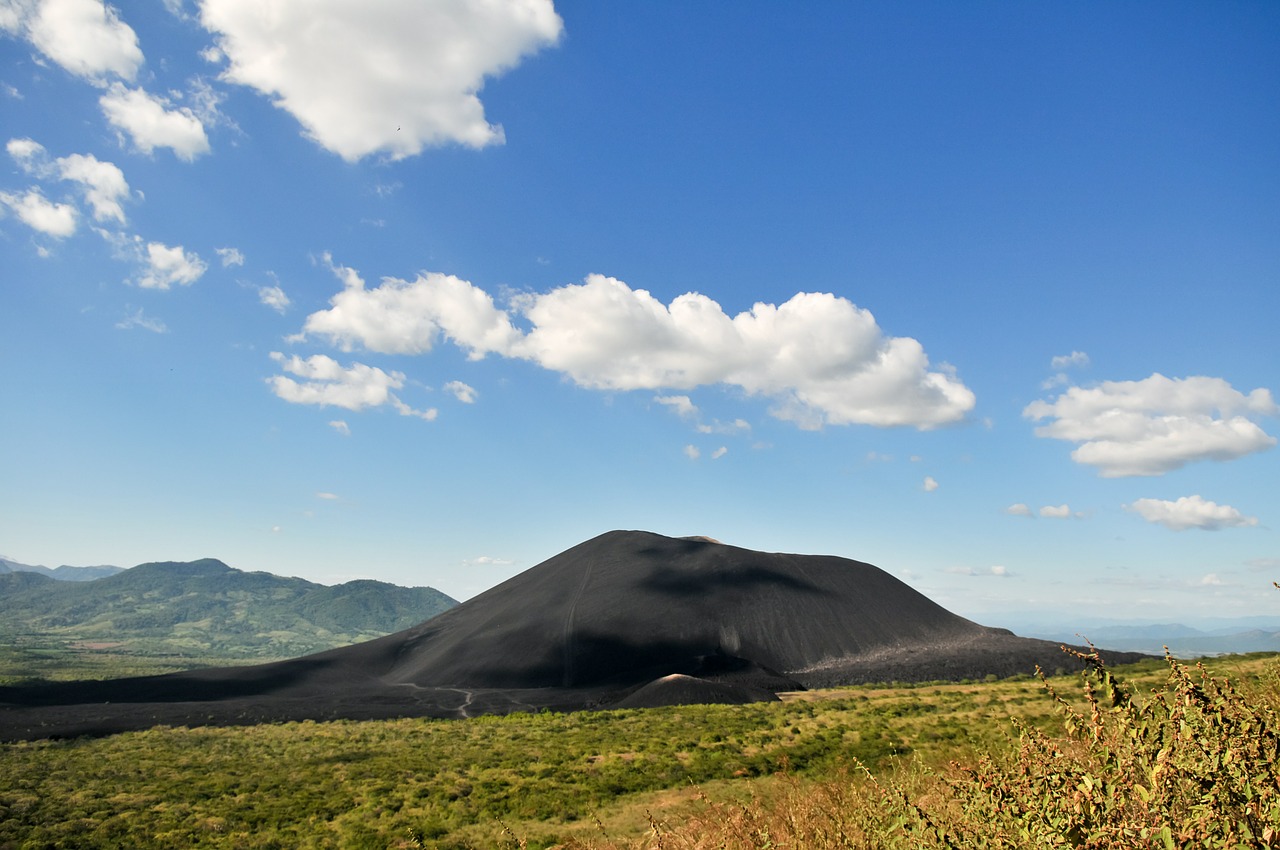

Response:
(574, 650), (1280, 849)
(2, 651), (1277, 848)
(0, 638), (244, 684)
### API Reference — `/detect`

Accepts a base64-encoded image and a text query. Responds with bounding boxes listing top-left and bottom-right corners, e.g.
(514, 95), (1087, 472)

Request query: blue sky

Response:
(2, 1), (1278, 627)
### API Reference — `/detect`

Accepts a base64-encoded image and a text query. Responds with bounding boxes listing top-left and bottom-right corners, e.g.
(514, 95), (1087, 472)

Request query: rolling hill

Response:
(0, 558), (457, 660)
(0, 531), (1147, 740)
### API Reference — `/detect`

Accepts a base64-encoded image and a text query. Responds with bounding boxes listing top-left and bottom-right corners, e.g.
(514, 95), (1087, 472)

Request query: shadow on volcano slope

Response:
(0, 530), (1148, 740)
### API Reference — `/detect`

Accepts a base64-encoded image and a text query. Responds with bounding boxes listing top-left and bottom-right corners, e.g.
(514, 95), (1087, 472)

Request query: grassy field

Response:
(0, 635), (274, 684)
(3, 652), (1276, 849)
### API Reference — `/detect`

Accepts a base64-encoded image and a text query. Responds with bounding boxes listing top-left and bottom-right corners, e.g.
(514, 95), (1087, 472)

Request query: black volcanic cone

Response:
(379, 530), (990, 689)
(0, 531), (1145, 739)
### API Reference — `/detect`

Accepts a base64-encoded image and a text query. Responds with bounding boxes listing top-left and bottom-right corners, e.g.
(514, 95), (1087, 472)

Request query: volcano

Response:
(0, 531), (1143, 739)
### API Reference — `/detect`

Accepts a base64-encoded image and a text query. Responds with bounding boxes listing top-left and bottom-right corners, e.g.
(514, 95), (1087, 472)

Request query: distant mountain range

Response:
(0, 558), (457, 660)
(1021, 623), (1280, 658)
(0, 557), (125, 581)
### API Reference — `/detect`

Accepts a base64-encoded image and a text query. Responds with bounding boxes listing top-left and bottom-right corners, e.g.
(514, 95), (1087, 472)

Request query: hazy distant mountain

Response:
(0, 558), (457, 659)
(0, 557), (124, 581)
(1024, 623), (1280, 657)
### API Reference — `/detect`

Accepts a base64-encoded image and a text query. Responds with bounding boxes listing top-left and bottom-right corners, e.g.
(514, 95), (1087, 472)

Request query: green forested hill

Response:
(0, 559), (457, 671)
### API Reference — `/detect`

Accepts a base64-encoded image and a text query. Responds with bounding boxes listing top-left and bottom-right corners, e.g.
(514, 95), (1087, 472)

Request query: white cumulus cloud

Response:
(136, 241), (206, 289)
(267, 351), (436, 420)
(99, 83), (211, 160)
(517, 276), (974, 429)
(328, 419), (350, 436)
(7, 138), (130, 223)
(3, 0), (143, 81)
(1125, 495), (1259, 532)
(198, 0), (563, 161)
(684, 444), (700, 460)
(922, 476), (939, 492)
(303, 257), (522, 358)
(0, 188), (77, 236)
(294, 264), (975, 431)
(6, 136), (47, 169)
(269, 352), (400, 410)
(1005, 503), (1033, 517)
(1024, 374), (1277, 477)
(1039, 504), (1072, 519)
(55, 152), (128, 222)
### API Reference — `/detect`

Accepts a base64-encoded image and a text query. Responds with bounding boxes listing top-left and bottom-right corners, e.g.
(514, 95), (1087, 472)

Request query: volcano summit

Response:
(0, 531), (1142, 739)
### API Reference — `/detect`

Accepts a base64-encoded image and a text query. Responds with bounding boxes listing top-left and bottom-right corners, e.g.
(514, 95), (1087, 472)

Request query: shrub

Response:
(928, 646), (1280, 848)
(566, 647), (1280, 849)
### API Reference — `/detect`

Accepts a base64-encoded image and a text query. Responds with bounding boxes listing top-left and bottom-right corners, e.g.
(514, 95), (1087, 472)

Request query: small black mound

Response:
(610, 674), (780, 709)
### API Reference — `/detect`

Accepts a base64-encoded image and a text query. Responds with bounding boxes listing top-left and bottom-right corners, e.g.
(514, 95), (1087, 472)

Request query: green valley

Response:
(0, 560), (455, 682)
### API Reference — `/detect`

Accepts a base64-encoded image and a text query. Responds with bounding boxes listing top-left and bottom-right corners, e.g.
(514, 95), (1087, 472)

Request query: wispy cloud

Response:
(217, 247), (245, 267)
(464, 555), (515, 567)
(1050, 351), (1089, 370)
(946, 565), (1012, 578)
(115, 307), (167, 333)
(655, 394), (698, 419)
(445, 380), (478, 404)
(258, 284), (291, 313)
